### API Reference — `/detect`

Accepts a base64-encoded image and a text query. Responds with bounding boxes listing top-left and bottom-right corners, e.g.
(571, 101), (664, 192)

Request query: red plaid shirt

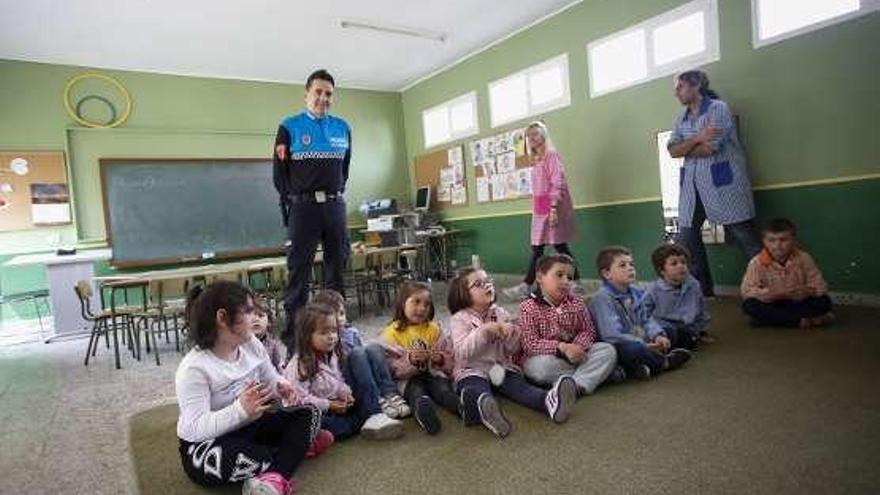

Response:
(519, 291), (596, 357)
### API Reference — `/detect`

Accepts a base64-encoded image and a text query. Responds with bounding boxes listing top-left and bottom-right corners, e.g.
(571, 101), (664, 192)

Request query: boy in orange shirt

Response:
(740, 218), (834, 328)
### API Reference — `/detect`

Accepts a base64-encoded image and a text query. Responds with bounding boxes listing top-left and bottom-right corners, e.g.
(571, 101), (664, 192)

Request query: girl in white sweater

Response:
(175, 281), (328, 495)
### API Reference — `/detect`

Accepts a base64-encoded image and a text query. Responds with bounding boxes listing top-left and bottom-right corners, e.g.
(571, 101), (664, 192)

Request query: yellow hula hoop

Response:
(63, 72), (133, 128)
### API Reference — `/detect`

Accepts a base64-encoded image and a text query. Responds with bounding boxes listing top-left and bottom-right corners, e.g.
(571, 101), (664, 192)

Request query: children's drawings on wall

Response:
(468, 128), (531, 203)
(437, 145), (467, 205)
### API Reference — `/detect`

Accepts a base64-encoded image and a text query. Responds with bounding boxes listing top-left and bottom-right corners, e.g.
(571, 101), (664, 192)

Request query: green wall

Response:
(401, 0), (880, 294)
(0, 60), (408, 315)
(0, 59), (409, 252)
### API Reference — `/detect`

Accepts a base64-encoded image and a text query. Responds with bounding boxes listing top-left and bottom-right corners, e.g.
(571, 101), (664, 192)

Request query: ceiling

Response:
(0, 0), (580, 91)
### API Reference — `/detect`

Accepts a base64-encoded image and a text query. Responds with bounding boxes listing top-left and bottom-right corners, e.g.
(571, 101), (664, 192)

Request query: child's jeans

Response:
(327, 349), (388, 439)
(613, 340), (667, 376)
(663, 324), (700, 350)
(742, 295), (832, 327)
(456, 371), (547, 425)
(404, 373), (460, 415)
(346, 343), (398, 397)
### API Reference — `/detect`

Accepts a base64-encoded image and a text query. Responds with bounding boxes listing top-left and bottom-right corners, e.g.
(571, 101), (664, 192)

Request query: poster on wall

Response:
(476, 176), (490, 203)
(451, 185), (467, 205)
(30, 183), (72, 225)
(517, 167), (533, 195)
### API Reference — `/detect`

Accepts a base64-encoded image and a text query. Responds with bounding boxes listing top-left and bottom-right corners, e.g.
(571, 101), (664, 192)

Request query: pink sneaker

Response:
(242, 471), (297, 495)
(306, 429), (334, 459)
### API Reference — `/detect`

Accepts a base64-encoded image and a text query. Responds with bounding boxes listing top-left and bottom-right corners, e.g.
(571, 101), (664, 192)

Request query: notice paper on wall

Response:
(30, 183), (71, 225)
(476, 176), (490, 203)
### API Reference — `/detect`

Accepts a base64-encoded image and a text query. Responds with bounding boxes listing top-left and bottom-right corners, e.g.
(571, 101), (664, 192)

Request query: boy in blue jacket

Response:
(588, 246), (692, 380)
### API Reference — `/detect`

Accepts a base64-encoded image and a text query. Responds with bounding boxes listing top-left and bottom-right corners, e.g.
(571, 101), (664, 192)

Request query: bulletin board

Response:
(0, 151), (71, 232)
(469, 128), (533, 203)
(413, 145), (468, 210)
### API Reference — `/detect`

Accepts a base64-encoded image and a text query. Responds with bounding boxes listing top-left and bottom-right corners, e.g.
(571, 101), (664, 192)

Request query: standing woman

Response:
(668, 70), (761, 297)
(504, 121), (579, 300)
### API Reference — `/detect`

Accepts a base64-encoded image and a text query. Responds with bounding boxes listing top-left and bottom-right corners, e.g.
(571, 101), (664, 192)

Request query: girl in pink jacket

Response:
(446, 267), (577, 438)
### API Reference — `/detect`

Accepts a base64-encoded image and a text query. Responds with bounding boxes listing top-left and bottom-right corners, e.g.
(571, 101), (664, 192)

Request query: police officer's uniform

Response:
(273, 110), (351, 348)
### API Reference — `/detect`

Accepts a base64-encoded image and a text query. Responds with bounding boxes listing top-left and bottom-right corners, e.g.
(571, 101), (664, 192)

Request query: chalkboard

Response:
(100, 158), (286, 267)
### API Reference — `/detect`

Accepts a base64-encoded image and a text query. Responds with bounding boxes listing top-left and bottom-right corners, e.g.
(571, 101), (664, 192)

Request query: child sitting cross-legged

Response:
(643, 244), (709, 349)
(520, 254), (620, 396)
(588, 246), (692, 381)
(741, 218), (834, 328)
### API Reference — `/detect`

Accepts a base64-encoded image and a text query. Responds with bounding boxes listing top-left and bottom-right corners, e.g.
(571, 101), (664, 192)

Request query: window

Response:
(421, 91), (478, 148)
(587, 0), (719, 98)
(488, 54), (571, 128)
(752, 0), (879, 48)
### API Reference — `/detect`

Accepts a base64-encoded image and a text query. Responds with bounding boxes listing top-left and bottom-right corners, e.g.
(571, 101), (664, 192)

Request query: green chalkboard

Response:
(100, 159), (286, 267)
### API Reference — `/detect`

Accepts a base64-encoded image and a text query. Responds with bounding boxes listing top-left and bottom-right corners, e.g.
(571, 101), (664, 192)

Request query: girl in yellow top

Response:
(381, 281), (459, 434)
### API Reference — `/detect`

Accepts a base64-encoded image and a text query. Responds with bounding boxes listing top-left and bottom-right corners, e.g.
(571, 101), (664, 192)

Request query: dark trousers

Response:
(325, 352), (384, 440)
(404, 373), (460, 416)
(742, 295), (832, 327)
(664, 325), (700, 350)
(456, 372), (547, 426)
(346, 344), (398, 398)
(614, 340), (667, 376)
(524, 243), (579, 285)
(179, 406), (318, 486)
(677, 189), (761, 296)
(282, 200), (349, 351)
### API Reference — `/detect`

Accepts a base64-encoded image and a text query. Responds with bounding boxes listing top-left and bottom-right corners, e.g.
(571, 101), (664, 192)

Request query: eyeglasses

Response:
(468, 278), (494, 290)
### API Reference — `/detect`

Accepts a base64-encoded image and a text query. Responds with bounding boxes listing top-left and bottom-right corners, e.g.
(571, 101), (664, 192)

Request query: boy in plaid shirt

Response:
(520, 254), (620, 396)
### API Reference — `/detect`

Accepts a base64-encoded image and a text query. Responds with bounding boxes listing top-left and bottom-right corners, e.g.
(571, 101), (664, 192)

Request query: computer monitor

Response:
(415, 186), (430, 210)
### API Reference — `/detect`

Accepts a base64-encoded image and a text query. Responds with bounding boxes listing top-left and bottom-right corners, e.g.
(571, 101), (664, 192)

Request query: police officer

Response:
(273, 69), (351, 354)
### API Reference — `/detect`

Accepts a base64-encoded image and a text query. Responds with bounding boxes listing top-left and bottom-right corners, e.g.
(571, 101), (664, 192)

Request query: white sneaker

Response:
(488, 364), (506, 387)
(502, 282), (530, 301)
(388, 394), (411, 418)
(378, 396), (399, 418)
(360, 413), (404, 440)
(546, 375), (577, 424)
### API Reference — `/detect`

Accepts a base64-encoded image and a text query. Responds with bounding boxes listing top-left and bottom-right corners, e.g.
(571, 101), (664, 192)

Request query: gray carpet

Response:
(129, 298), (880, 494)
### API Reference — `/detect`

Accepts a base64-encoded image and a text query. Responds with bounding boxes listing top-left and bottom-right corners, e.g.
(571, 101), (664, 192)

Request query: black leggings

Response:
(524, 243), (579, 284)
(404, 373), (461, 416)
(179, 406), (320, 487)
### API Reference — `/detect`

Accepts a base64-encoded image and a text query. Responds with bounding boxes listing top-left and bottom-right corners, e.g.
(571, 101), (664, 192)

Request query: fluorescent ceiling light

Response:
(340, 19), (446, 43)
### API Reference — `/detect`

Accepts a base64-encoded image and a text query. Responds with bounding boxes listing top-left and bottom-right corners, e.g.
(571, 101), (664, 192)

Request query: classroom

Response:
(0, 1), (878, 494)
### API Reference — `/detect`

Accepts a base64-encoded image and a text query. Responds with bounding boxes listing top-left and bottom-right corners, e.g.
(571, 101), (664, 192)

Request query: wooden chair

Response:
(375, 248), (402, 308)
(76, 280), (136, 369)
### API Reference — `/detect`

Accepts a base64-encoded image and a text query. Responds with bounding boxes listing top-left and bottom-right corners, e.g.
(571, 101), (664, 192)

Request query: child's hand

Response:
(430, 352), (444, 366)
(276, 381), (299, 407)
(560, 343), (586, 364)
(239, 382), (273, 419)
(652, 336), (671, 353)
(409, 350), (430, 367)
(328, 399), (350, 414)
(342, 392), (355, 407)
(787, 286), (814, 301)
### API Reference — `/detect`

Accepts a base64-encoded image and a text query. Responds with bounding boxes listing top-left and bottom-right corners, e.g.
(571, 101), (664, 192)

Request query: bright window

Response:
(422, 91), (479, 148)
(488, 54), (570, 128)
(752, 0), (878, 48)
(587, 0), (719, 98)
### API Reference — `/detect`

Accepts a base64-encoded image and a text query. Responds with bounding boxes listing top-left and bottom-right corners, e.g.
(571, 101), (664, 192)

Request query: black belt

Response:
(288, 191), (344, 204)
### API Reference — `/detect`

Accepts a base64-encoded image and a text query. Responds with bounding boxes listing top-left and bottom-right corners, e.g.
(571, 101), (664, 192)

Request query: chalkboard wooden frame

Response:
(99, 158), (285, 268)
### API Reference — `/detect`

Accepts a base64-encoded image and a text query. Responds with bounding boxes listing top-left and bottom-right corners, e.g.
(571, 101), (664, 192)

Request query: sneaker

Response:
(476, 392), (511, 438)
(604, 365), (627, 385)
(388, 394), (411, 418)
(378, 396), (399, 419)
(631, 364), (652, 380)
(665, 348), (692, 371)
(305, 429), (334, 459)
(414, 395), (441, 435)
(242, 471), (294, 495)
(545, 375), (577, 424)
(502, 282), (530, 301)
(459, 386), (482, 426)
(360, 413), (404, 440)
